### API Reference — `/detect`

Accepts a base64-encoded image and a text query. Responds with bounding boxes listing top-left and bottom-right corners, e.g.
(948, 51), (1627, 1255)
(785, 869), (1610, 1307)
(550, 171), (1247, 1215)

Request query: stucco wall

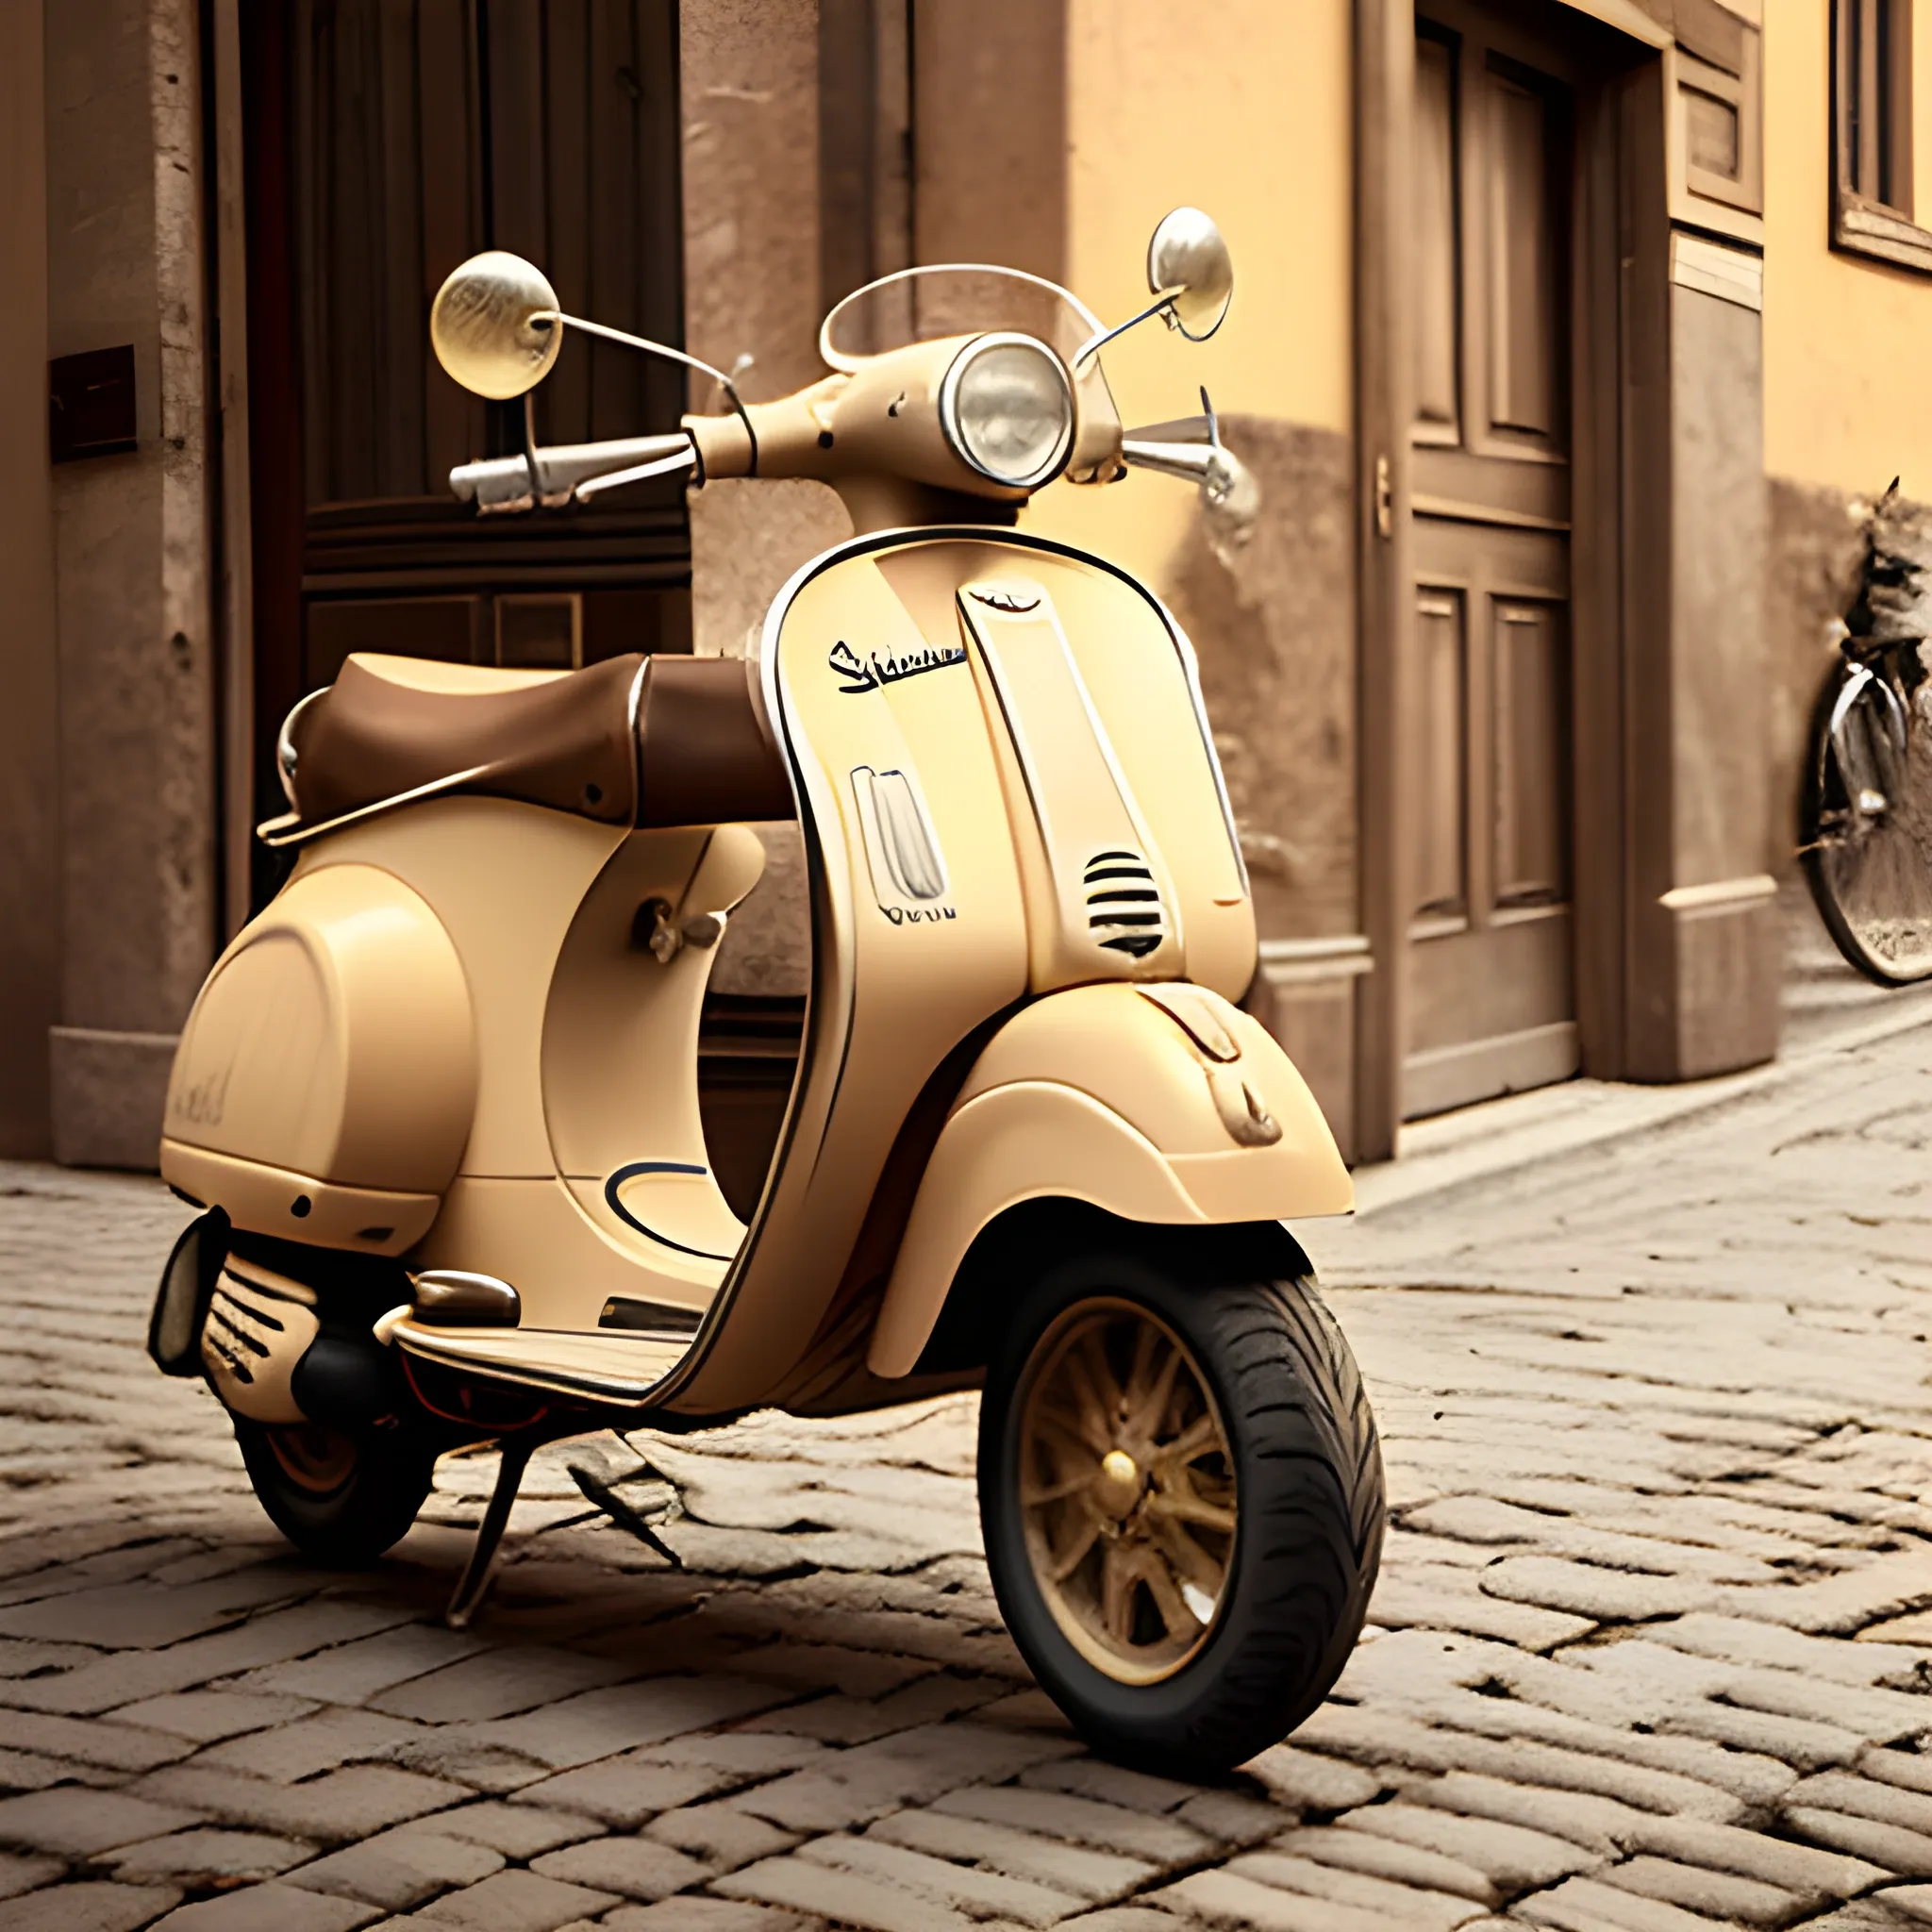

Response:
(1026, 0), (1358, 954)
(1759, 2), (1932, 883)
(43, 0), (216, 1167)
(1028, 0), (1354, 593)
(1762, 0), (1932, 497)
(681, 0), (852, 661)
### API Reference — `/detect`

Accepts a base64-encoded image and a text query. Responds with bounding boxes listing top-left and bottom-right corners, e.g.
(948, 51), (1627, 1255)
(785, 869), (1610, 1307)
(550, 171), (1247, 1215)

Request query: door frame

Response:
(1352, 0), (1670, 1158)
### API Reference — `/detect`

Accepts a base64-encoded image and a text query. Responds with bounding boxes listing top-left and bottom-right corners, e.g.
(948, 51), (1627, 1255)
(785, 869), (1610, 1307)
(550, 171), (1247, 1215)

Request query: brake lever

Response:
(573, 446), (699, 503)
(1119, 391), (1257, 547)
(1124, 386), (1229, 449)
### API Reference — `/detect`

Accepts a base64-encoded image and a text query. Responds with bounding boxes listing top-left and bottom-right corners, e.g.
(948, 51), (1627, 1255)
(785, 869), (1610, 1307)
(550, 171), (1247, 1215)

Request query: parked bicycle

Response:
(1801, 478), (1932, 984)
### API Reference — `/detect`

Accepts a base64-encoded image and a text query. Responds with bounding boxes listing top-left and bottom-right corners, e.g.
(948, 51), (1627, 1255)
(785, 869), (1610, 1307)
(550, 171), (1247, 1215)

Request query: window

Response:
(1834, 0), (1932, 270)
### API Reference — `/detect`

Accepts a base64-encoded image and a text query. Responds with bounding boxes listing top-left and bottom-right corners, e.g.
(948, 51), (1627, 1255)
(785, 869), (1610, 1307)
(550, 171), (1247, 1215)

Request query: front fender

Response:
(867, 982), (1350, 1376)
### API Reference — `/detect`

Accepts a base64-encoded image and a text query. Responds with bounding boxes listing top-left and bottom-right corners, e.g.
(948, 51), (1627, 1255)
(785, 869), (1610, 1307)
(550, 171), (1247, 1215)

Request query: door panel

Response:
(1412, 591), (1467, 919)
(1406, 1), (1577, 1118)
(1414, 34), (1461, 444)
(1485, 71), (1557, 441)
(1407, 910), (1574, 1056)
(418, 0), (485, 491)
(1492, 600), (1567, 906)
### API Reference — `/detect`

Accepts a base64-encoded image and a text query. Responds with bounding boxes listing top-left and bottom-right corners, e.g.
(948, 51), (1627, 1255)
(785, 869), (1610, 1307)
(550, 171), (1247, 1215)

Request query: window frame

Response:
(1832, 0), (1932, 272)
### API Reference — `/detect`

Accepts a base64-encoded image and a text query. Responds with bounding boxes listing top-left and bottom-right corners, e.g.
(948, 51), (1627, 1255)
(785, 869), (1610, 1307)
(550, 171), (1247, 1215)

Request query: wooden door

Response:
(241, 0), (689, 900)
(1405, 1), (1578, 1119)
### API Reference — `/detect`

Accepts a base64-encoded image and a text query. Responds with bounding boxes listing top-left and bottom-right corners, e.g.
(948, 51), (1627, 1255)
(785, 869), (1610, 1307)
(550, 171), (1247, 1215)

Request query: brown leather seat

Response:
(286, 652), (794, 831)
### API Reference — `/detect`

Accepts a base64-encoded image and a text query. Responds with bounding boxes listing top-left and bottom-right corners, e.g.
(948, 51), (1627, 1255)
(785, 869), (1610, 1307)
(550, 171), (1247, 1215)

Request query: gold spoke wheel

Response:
(1016, 1298), (1235, 1685)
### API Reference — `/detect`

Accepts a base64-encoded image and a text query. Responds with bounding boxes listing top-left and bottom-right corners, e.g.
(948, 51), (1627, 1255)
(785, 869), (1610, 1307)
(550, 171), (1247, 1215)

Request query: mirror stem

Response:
(1073, 285), (1185, 374)
(536, 311), (758, 475)
(520, 393), (542, 493)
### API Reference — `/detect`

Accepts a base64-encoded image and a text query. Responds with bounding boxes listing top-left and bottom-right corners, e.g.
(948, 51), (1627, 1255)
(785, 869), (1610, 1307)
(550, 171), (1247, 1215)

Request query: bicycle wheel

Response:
(1801, 655), (1932, 984)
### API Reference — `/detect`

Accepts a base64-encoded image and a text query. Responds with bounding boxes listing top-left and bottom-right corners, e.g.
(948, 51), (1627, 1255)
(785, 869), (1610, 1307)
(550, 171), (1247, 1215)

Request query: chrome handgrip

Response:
(450, 431), (695, 514)
(1123, 412), (1214, 445)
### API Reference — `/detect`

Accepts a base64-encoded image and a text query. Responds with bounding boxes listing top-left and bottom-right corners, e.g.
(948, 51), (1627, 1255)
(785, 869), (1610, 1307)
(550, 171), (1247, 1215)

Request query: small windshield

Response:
(820, 264), (1101, 372)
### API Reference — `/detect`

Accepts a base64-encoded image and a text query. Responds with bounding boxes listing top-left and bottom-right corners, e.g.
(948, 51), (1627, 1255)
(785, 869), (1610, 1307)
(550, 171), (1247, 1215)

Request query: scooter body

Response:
(160, 529), (1348, 1413)
(151, 215), (1383, 1774)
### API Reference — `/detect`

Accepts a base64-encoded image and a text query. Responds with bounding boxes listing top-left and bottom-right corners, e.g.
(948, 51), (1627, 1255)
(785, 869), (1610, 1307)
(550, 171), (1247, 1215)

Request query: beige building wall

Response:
(680, 0), (848, 667)
(1029, 0), (1362, 1144)
(1762, 0), (1932, 496)
(1031, 0), (1354, 577)
(42, 0), (217, 1167)
(1760, 0), (1932, 878)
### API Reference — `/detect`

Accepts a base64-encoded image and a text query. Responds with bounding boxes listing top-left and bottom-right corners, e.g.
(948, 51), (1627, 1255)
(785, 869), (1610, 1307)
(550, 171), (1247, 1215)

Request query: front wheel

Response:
(978, 1252), (1384, 1776)
(234, 1416), (437, 1567)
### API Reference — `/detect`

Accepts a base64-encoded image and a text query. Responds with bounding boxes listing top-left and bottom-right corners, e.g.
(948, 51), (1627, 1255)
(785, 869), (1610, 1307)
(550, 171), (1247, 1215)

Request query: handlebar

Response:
(450, 432), (694, 514)
(445, 353), (1255, 541)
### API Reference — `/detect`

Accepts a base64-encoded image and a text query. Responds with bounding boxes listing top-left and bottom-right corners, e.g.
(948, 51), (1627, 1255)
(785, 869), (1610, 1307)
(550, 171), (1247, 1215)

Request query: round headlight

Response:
(939, 334), (1074, 489)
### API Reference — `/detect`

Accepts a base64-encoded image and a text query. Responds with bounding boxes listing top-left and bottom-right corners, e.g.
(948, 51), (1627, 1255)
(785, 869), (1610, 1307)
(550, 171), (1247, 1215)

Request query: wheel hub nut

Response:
(1098, 1448), (1141, 1515)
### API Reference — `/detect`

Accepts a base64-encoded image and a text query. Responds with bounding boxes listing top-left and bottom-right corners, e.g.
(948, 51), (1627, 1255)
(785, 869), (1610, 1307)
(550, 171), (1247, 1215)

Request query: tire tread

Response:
(979, 1257), (1384, 1775)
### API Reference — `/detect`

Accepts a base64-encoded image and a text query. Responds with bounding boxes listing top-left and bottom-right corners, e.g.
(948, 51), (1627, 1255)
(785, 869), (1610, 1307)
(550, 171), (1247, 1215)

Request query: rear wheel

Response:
(1802, 656), (1932, 984)
(978, 1250), (1383, 1776)
(234, 1416), (436, 1566)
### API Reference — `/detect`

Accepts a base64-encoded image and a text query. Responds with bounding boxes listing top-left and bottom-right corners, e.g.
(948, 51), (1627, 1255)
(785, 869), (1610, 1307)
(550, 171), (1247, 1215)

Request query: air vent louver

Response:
(1085, 849), (1166, 959)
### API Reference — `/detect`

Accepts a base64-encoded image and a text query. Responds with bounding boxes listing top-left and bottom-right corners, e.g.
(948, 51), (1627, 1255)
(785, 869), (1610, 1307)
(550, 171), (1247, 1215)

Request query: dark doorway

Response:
(241, 0), (691, 903)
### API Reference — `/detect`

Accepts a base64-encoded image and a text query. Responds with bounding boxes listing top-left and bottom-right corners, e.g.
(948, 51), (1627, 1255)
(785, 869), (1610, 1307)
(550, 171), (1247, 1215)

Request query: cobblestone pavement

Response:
(12, 1008), (1932, 1929)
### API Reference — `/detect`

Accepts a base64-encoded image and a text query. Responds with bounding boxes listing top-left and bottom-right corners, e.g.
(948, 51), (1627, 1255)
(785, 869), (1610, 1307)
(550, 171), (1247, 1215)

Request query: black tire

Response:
(1801, 655), (1932, 985)
(233, 1416), (437, 1567)
(978, 1249), (1384, 1776)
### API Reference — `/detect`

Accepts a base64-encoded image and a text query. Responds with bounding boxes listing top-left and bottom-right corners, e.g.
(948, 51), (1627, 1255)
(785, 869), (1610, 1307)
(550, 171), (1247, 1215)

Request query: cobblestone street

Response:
(13, 979), (1932, 1928)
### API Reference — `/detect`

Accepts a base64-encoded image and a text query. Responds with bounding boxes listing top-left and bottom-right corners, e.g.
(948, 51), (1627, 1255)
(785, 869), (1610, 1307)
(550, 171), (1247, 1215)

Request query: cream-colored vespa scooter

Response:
(148, 210), (1382, 1774)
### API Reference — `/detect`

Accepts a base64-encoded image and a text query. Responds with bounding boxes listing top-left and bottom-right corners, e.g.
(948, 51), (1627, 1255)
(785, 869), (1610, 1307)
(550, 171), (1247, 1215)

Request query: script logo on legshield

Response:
(830, 637), (966, 694)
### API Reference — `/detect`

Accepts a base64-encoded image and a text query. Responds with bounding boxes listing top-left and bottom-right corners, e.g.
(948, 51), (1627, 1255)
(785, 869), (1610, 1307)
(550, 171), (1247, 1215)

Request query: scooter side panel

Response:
(161, 861), (475, 1205)
(296, 797), (628, 1181)
(867, 982), (1352, 1379)
(541, 823), (760, 1277)
(159, 1144), (442, 1257)
(403, 852), (759, 1325)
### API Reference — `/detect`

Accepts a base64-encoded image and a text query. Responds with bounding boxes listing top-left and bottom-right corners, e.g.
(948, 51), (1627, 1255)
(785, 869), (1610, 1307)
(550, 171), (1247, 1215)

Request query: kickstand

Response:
(445, 1434), (536, 1630)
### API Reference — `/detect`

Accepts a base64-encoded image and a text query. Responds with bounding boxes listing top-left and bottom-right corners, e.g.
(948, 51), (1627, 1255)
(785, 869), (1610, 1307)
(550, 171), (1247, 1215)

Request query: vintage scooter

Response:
(148, 210), (1383, 1774)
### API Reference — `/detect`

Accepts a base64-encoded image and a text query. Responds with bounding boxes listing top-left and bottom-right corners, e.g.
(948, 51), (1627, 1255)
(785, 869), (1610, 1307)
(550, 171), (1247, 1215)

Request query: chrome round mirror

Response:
(1147, 208), (1233, 342)
(430, 251), (562, 399)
